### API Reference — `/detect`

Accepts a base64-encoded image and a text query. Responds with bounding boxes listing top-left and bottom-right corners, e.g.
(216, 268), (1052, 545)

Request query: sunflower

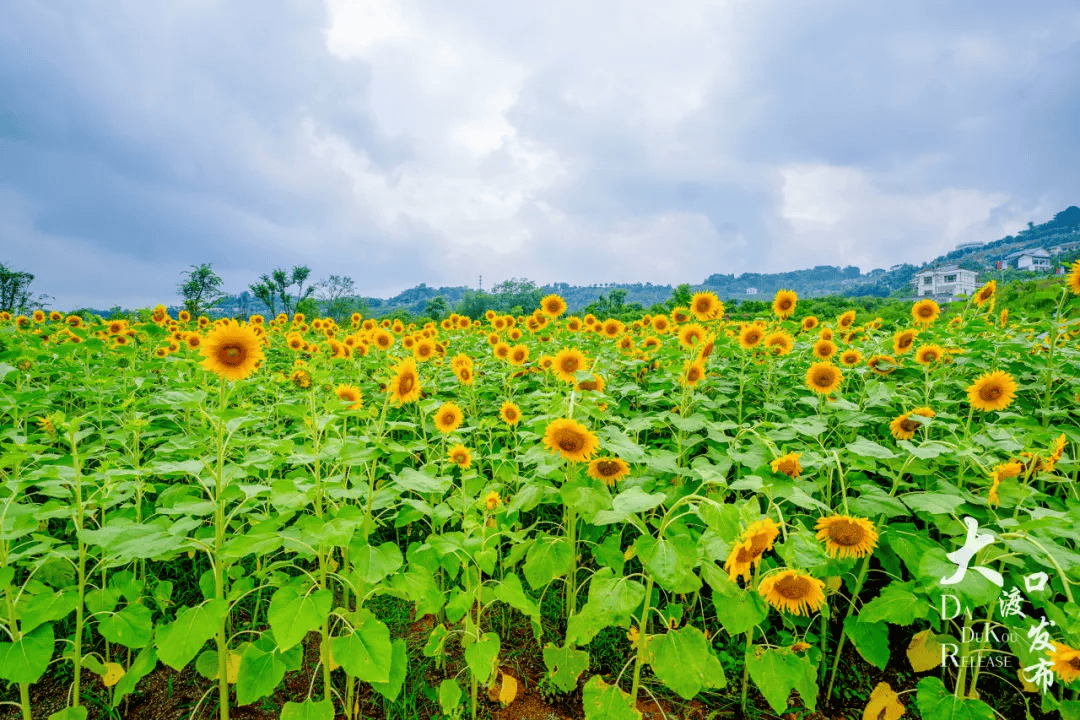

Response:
(914, 344), (945, 366)
(1000, 308), (1009, 328)
(680, 359), (706, 387)
(499, 401), (521, 426)
(642, 336), (662, 351)
(690, 291), (724, 321)
(770, 452), (801, 478)
(738, 323), (765, 350)
(837, 310), (856, 329)
(434, 402), (464, 434)
(484, 491), (502, 511)
(373, 329), (395, 350)
(974, 280), (996, 307)
(31, 310), (45, 323)
(1043, 434), (1067, 474)
(199, 320), (264, 381)
(867, 354), (898, 375)
(601, 319), (623, 338)
(586, 457), (630, 486)
(290, 369), (312, 389)
(1047, 643), (1080, 684)
(889, 412), (921, 440)
(800, 316), (819, 332)
(762, 331), (793, 356)
(805, 362), (842, 395)
(912, 299), (940, 326)
(1069, 260), (1080, 295)
(893, 329), (917, 355)
(154, 347), (169, 358)
(839, 349), (862, 367)
(455, 365), (474, 385)
(812, 339), (837, 360)
(772, 289), (797, 320)
(670, 307), (691, 324)
(759, 570), (826, 616)
(652, 316), (671, 333)
(553, 348), (588, 383)
(542, 418), (600, 463)
(576, 373), (606, 392)
(448, 443), (472, 469)
(815, 515), (878, 559)
(508, 344), (530, 366)
(677, 323), (707, 350)
(335, 384), (364, 410)
(966, 370), (1018, 412)
(387, 358), (422, 405)
(724, 518), (781, 582)
(540, 294), (567, 317)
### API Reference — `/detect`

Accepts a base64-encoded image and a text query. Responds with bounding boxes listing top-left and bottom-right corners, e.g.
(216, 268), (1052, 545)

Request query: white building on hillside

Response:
(745, 287), (758, 295)
(1004, 248), (1052, 272)
(910, 266), (977, 299)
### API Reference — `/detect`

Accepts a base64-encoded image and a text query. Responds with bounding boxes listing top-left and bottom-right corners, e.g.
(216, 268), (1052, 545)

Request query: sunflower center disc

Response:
(222, 345), (244, 365)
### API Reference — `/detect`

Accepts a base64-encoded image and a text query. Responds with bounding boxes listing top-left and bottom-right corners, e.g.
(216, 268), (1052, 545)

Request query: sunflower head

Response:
(759, 570), (826, 616)
(839, 349), (862, 366)
(388, 358), (422, 405)
(1069, 260), (1080, 295)
(290, 368), (312, 389)
(914, 344), (945, 366)
(680, 359), (706, 387)
(542, 418), (600, 463)
(805, 362), (842, 395)
(812, 339), (837, 360)
(434, 402), (464, 434)
(867, 354), (898, 375)
(677, 323), (707, 350)
(499, 401), (521, 426)
(738, 323), (764, 350)
(801, 316), (819, 332)
(837, 310), (856, 329)
(335, 384), (363, 410)
(974, 280), (996, 307)
(772, 289), (798, 320)
(770, 452), (801, 478)
(912, 299), (941, 326)
(690, 291), (724, 321)
(1047, 642), (1080, 684)
(540, 294), (568, 318)
(448, 443), (472, 469)
(587, 457), (630, 486)
(815, 515), (879, 559)
(966, 370), (1018, 412)
(764, 331), (794, 356)
(199, 320), (264, 382)
(893, 329), (918, 355)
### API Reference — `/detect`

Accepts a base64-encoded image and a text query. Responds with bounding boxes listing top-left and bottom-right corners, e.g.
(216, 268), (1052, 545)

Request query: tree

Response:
(424, 296), (450, 320)
(490, 278), (543, 314)
(314, 275), (365, 322)
(248, 279), (277, 316)
(609, 288), (627, 310)
(668, 283), (693, 309)
(178, 263), (226, 317)
(252, 265), (314, 317)
(456, 290), (493, 320)
(0, 263), (35, 314)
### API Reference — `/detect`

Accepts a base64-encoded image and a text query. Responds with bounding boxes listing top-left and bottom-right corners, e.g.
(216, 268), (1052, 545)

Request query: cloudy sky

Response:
(2, 1), (1079, 309)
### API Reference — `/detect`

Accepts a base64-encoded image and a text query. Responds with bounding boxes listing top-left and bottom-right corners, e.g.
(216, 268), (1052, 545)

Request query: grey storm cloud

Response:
(1, 0), (1079, 309)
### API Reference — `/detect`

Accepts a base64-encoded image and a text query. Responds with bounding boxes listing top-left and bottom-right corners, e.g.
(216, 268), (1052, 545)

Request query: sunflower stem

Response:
(825, 550), (872, 701)
(630, 574), (655, 704)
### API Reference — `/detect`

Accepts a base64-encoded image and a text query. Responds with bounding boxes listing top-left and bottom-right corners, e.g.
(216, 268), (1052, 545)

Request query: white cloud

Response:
(777, 162), (1030, 271)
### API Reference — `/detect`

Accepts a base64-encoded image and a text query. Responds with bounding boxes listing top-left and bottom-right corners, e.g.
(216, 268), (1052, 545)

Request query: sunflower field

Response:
(2, 273), (1080, 720)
